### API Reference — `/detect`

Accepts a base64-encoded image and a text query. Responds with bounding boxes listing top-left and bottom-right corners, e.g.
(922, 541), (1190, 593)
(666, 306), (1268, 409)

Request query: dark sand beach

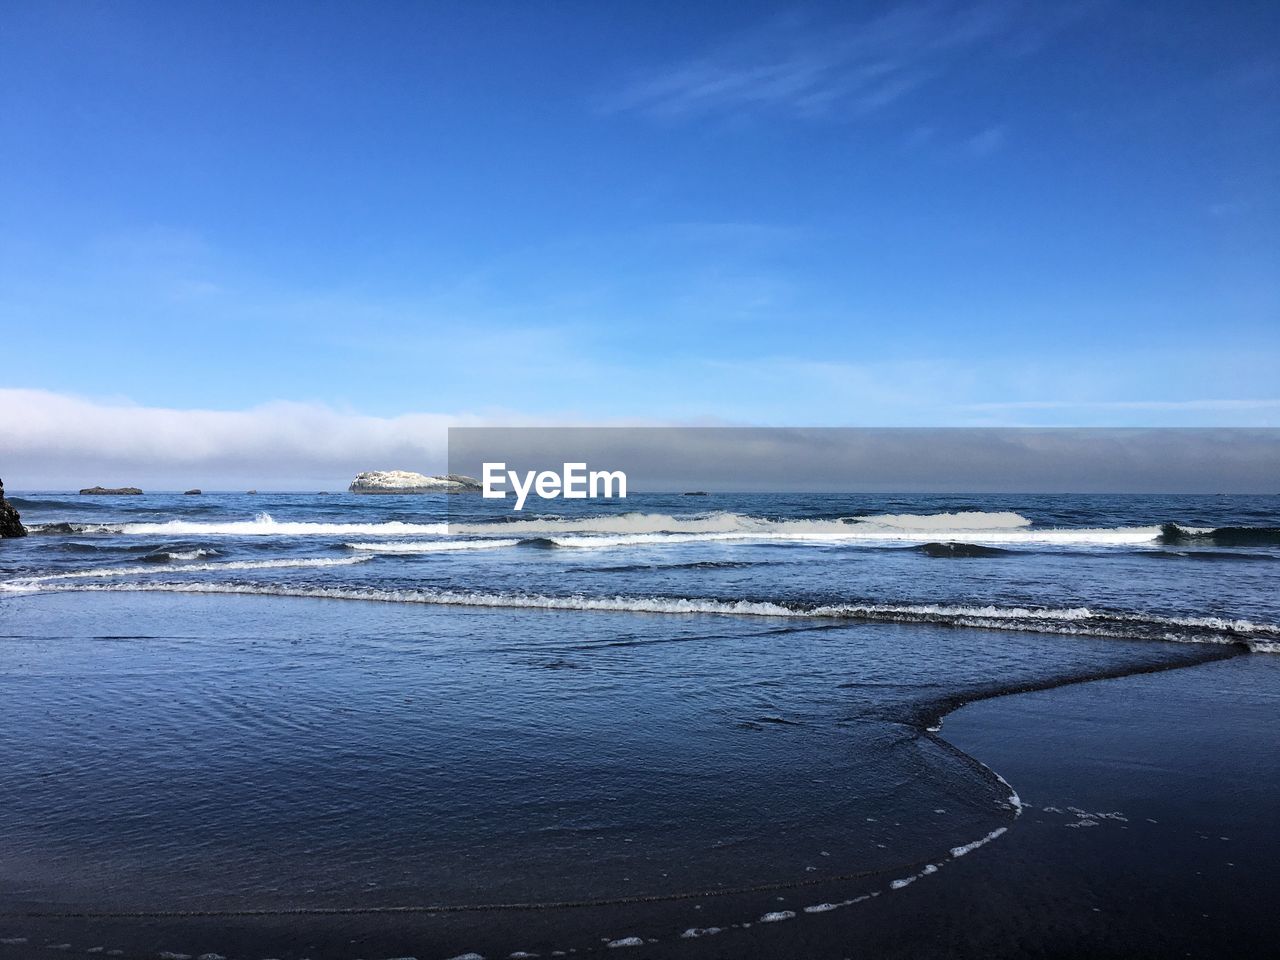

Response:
(2, 649), (1275, 960)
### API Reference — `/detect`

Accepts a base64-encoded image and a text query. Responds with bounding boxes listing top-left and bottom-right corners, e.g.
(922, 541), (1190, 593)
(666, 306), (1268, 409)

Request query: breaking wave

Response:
(451, 510), (1033, 536)
(29, 512), (1280, 551)
(29, 513), (449, 537)
(144, 548), (221, 562)
(346, 539), (522, 553)
(2, 556), (369, 589)
(12, 580), (1277, 650)
(1158, 523), (1280, 547)
(446, 511), (1165, 547)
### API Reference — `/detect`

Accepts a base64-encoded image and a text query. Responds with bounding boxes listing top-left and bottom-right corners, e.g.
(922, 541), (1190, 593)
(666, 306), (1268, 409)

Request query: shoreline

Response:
(1, 612), (1266, 958)
(914, 635), (1251, 731)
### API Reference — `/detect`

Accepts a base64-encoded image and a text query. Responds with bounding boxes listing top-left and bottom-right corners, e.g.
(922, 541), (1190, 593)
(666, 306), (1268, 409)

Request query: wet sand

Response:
(2, 651), (1275, 959)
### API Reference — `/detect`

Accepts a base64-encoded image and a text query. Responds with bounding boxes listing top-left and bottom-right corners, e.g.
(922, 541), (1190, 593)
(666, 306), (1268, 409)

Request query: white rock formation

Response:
(348, 470), (480, 494)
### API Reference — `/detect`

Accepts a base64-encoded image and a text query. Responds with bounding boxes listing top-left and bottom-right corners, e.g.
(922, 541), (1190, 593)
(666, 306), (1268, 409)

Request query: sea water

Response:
(0, 491), (1276, 919)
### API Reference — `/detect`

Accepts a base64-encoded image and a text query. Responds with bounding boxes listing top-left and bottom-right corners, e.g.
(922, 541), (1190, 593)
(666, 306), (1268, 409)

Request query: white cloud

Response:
(6, 382), (1279, 492)
(0, 389), (470, 489)
(0, 389), (695, 490)
(965, 399), (1280, 412)
(601, 2), (1073, 123)
(962, 123), (1008, 158)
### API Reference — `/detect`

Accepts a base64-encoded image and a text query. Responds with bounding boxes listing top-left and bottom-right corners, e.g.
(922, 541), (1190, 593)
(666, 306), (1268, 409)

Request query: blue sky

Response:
(2, 0), (1278, 478)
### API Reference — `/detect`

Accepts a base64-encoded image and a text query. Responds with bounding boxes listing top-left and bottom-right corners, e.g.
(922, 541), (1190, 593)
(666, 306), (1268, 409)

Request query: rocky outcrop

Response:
(184, 489), (202, 495)
(80, 486), (143, 495)
(348, 470), (482, 494)
(0, 479), (28, 538)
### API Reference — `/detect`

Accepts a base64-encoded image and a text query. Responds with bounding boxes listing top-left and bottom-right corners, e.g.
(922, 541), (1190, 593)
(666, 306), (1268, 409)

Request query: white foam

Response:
(950, 826), (1008, 858)
(606, 937), (643, 948)
(864, 511), (1032, 530)
(758, 910), (796, 923)
(10, 580), (1275, 649)
(889, 861), (943, 891)
(993, 769), (1023, 813)
(345, 539), (521, 553)
(447, 510), (1163, 547)
(43, 508), (1187, 548)
(4, 556), (369, 588)
(540, 533), (750, 548)
(160, 548), (220, 561)
(76, 513), (449, 537)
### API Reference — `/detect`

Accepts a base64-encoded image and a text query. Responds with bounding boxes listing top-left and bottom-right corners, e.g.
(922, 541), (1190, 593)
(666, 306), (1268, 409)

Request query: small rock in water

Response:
(348, 470), (481, 494)
(0, 478), (28, 538)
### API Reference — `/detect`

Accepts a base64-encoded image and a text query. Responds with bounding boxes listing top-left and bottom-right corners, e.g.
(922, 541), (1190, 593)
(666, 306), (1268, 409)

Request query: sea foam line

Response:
(451, 509), (1035, 535)
(158, 548), (220, 561)
(33, 510), (1174, 546)
(1, 556), (370, 589)
(39, 513), (449, 537)
(448, 511), (1166, 546)
(345, 539), (521, 553)
(9, 581), (1275, 649)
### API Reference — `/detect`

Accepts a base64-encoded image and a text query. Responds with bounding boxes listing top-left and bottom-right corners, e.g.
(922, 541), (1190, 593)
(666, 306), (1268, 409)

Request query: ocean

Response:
(1, 491), (1277, 956)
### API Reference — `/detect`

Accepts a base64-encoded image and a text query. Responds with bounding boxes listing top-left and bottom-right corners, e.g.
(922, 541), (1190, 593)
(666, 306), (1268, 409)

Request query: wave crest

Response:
(31, 513), (450, 537)
(2, 556), (369, 589)
(1158, 523), (1280, 547)
(12, 581), (1275, 651)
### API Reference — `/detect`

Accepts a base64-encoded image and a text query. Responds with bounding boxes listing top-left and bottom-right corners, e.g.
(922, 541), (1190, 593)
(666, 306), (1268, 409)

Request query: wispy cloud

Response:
(602, 1), (1075, 123)
(962, 123), (1008, 157)
(966, 399), (1280, 412)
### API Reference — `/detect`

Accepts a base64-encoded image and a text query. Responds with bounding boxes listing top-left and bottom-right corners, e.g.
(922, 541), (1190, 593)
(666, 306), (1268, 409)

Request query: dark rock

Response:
(0, 478), (28, 538)
(246, 490), (258, 495)
(183, 488), (202, 495)
(79, 486), (143, 495)
(34, 521), (75, 535)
